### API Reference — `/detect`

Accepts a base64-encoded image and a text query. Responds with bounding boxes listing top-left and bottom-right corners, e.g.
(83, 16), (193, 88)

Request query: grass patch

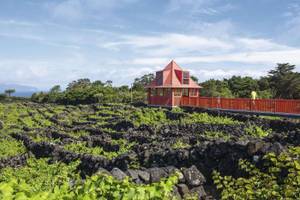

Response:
(180, 113), (240, 125)
(172, 139), (190, 149)
(0, 136), (26, 159)
(245, 125), (272, 138)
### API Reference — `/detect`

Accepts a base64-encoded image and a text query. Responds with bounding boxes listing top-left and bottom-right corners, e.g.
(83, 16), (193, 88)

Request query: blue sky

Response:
(0, 0), (300, 90)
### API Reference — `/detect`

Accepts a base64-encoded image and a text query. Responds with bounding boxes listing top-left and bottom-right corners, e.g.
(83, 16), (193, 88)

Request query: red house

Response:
(146, 60), (201, 107)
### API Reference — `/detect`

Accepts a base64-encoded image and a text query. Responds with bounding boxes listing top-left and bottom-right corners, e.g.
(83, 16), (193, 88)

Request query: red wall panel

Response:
(180, 97), (300, 114)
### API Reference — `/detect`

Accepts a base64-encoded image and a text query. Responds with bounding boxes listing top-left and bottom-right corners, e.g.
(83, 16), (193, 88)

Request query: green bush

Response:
(129, 108), (168, 127)
(213, 147), (300, 200)
(181, 113), (240, 125)
(245, 125), (271, 138)
(172, 140), (190, 149)
(0, 158), (179, 200)
(204, 131), (231, 141)
(0, 136), (26, 159)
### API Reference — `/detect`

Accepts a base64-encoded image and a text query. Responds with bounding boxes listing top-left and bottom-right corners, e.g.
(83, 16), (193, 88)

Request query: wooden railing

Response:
(181, 97), (300, 114)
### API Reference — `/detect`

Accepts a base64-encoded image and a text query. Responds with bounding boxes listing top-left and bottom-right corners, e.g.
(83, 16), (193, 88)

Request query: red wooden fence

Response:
(181, 97), (300, 114)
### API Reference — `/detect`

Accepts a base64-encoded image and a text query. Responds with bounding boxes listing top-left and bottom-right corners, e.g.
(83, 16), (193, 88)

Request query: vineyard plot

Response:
(0, 102), (299, 199)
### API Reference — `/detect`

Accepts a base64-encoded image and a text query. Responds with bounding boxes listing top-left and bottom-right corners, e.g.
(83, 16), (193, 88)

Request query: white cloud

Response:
(190, 69), (267, 80)
(104, 32), (294, 59)
(167, 0), (235, 16)
(0, 15), (299, 89)
(178, 49), (300, 65)
(104, 33), (235, 57)
(52, 0), (83, 20)
(50, 0), (139, 21)
(281, 2), (300, 43)
(0, 32), (81, 49)
(0, 19), (37, 27)
(187, 20), (235, 37)
(167, 0), (217, 14)
(237, 38), (292, 51)
(123, 48), (300, 68)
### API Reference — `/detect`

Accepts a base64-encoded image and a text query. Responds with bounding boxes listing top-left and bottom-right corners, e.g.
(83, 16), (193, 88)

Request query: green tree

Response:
(268, 63), (300, 99)
(191, 75), (199, 84)
(4, 89), (15, 97)
(0, 94), (6, 101)
(227, 76), (259, 98)
(200, 79), (233, 97)
(67, 78), (91, 91)
(92, 80), (105, 87)
(49, 85), (61, 93)
(47, 85), (63, 103)
(105, 80), (113, 87)
(31, 92), (47, 103)
(132, 73), (154, 91)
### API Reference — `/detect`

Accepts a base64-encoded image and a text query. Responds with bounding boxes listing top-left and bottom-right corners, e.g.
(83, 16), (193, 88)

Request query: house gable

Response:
(146, 60), (201, 89)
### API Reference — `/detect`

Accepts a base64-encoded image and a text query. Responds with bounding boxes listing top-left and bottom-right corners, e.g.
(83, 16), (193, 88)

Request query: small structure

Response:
(146, 60), (201, 107)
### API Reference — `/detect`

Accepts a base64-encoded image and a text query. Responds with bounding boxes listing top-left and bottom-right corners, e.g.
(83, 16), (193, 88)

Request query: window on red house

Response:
(189, 89), (198, 97)
(183, 88), (189, 96)
(174, 89), (182, 96)
(157, 88), (164, 96)
(156, 71), (163, 85)
(183, 71), (189, 84)
(164, 88), (171, 96)
(150, 89), (156, 96)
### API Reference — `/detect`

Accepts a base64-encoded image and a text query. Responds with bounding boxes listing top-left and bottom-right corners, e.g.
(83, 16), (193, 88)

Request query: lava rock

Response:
(190, 186), (207, 199)
(172, 185), (182, 199)
(262, 142), (285, 155)
(126, 169), (139, 180)
(138, 170), (150, 183)
(111, 168), (127, 180)
(97, 167), (111, 176)
(182, 165), (206, 187)
(164, 166), (185, 183)
(114, 120), (134, 131)
(126, 169), (143, 183)
(247, 141), (265, 155)
(177, 184), (190, 197)
(148, 167), (168, 183)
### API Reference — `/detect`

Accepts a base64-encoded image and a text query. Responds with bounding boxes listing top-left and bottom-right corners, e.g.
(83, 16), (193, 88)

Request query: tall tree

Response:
(268, 63), (300, 99)
(191, 75), (199, 84)
(200, 79), (233, 97)
(92, 80), (105, 87)
(132, 73), (155, 91)
(105, 80), (113, 87)
(49, 85), (61, 93)
(227, 76), (259, 98)
(67, 78), (91, 91)
(4, 89), (15, 97)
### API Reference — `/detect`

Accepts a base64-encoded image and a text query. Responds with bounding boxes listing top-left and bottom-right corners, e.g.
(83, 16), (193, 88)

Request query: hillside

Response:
(0, 102), (299, 199)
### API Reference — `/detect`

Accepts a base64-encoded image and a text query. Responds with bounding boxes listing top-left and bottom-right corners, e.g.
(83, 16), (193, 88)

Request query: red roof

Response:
(146, 60), (201, 88)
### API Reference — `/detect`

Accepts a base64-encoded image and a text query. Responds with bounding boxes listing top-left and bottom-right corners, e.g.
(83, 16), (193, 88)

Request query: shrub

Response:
(181, 113), (240, 125)
(213, 147), (300, 200)
(245, 125), (271, 138)
(172, 140), (190, 149)
(0, 158), (179, 200)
